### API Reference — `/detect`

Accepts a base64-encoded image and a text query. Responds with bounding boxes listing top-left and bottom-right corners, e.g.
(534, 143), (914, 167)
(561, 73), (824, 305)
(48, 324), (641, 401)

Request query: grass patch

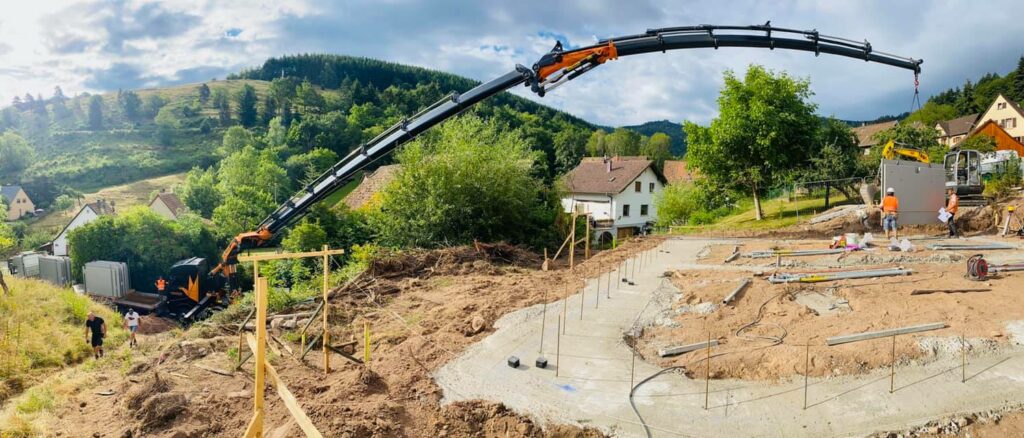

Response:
(674, 192), (854, 233)
(14, 387), (54, 415)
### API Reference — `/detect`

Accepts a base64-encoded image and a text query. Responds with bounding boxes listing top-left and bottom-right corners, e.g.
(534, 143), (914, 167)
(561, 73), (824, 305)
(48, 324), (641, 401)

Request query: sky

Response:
(1, 0), (1023, 126)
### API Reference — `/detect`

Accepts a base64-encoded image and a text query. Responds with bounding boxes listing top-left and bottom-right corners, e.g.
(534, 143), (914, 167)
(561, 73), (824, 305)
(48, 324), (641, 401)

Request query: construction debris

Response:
(767, 268), (912, 284)
(722, 278), (752, 304)
(911, 288), (991, 295)
(658, 339), (720, 357)
(826, 322), (947, 346)
(724, 245), (741, 263)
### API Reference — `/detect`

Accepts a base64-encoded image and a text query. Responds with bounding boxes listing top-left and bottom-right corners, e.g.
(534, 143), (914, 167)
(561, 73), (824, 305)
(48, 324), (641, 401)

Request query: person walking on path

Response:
(881, 187), (900, 239)
(124, 309), (140, 348)
(945, 188), (960, 238)
(85, 312), (106, 359)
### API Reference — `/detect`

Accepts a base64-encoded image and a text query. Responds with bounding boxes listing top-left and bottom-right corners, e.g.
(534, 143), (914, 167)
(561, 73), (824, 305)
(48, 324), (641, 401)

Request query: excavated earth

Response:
(47, 239), (661, 438)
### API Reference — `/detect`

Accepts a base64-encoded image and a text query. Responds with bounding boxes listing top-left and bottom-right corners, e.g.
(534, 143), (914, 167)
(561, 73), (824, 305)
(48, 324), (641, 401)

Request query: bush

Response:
(655, 179), (735, 226)
(984, 157), (1022, 199)
(370, 116), (559, 249)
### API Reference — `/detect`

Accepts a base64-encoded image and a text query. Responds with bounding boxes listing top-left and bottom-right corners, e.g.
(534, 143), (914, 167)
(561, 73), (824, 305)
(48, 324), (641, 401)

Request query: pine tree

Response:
(261, 95), (277, 126)
(198, 83), (211, 104)
(236, 84), (258, 127)
(88, 95), (104, 130)
(1012, 56), (1024, 104)
(955, 80), (977, 115)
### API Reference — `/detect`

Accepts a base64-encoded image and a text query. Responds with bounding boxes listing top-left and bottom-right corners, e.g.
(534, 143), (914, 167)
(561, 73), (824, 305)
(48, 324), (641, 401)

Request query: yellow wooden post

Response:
(584, 214), (591, 260)
(569, 213), (576, 268)
(363, 322), (371, 368)
(322, 244), (330, 374)
(253, 277), (268, 436)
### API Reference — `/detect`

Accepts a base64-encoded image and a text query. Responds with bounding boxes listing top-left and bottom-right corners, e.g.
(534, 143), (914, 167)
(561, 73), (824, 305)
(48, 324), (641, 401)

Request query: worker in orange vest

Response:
(881, 187), (899, 239)
(155, 277), (167, 292)
(945, 187), (960, 237)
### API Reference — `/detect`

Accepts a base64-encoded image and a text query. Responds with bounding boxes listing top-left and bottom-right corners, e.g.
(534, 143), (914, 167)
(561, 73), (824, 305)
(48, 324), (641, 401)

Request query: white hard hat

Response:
(886, 187), (895, 193)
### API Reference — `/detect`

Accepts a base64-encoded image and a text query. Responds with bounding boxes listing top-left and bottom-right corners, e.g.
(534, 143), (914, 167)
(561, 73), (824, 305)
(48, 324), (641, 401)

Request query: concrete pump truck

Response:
(158, 24), (923, 321)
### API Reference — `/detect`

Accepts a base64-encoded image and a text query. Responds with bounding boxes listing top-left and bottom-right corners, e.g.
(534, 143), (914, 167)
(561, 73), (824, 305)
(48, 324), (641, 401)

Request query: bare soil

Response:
(47, 238), (663, 437)
(634, 238), (1024, 382)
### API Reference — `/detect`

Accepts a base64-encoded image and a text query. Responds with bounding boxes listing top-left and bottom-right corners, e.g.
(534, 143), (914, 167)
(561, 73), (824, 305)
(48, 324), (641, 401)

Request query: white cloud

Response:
(1, 0), (1023, 126)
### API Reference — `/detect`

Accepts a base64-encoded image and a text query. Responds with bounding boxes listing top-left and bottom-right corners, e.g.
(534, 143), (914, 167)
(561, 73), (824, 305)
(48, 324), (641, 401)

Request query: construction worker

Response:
(881, 187), (900, 239)
(946, 187), (960, 238)
(155, 276), (166, 292)
(85, 312), (106, 359)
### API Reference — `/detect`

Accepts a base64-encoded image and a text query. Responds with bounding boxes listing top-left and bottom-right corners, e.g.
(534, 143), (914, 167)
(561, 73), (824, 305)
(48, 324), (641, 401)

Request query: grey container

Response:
(83, 261), (130, 298)
(9, 252), (42, 277)
(39, 256), (72, 286)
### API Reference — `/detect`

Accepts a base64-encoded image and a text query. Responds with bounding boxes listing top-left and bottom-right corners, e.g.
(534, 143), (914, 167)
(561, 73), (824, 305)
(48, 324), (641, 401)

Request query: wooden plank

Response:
(239, 249), (346, 262)
(328, 345), (364, 365)
(247, 333), (325, 438)
(826, 322), (947, 346)
(254, 277), (268, 436)
(272, 336), (293, 355)
(244, 412), (262, 438)
(910, 288), (990, 296)
(322, 244), (330, 375)
(658, 340), (719, 357)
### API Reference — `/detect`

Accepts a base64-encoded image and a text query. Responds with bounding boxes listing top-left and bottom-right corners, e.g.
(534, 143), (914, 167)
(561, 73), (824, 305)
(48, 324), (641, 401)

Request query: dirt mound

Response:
(368, 242), (540, 279)
(437, 401), (603, 437)
(136, 392), (187, 431)
(135, 315), (179, 335)
(123, 372), (170, 411)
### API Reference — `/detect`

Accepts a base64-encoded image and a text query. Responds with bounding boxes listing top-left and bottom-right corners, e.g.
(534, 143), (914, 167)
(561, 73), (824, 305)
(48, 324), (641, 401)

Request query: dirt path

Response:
(435, 237), (1024, 437)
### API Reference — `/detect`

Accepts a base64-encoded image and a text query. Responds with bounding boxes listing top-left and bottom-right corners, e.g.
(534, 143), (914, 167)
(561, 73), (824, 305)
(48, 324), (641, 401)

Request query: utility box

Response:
(8, 252), (42, 278)
(38, 256), (72, 286)
(879, 159), (946, 225)
(83, 261), (130, 298)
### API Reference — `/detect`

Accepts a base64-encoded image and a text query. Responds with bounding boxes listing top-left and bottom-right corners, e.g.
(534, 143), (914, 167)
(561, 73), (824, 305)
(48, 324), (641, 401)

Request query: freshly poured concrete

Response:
(435, 238), (1024, 437)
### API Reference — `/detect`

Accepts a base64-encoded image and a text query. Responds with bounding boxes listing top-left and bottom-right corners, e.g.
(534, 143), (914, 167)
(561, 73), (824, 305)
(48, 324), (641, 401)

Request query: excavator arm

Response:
(881, 140), (930, 163)
(212, 23), (923, 278)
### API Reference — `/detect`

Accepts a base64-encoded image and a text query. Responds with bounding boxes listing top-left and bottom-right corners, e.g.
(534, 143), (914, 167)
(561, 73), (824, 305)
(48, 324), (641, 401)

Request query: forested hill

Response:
(622, 120), (686, 156)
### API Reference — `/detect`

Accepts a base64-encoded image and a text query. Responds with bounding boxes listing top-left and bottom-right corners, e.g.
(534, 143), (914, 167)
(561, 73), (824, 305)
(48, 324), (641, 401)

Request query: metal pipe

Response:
(748, 248), (847, 258)
(928, 244), (1017, 251)
(722, 278), (752, 304)
(768, 268), (911, 284)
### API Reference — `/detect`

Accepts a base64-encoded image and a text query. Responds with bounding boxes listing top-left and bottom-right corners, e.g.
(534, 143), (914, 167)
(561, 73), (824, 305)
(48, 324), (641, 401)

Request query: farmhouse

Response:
(560, 156), (666, 243)
(934, 113), (978, 148)
(52, 200), (114, 257)
(148, 192), (188, 220)
(0, 185), (35, 221)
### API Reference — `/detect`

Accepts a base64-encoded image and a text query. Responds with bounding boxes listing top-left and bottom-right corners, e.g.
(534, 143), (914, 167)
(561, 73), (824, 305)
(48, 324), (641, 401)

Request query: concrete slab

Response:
(435, 238), (1024, 437)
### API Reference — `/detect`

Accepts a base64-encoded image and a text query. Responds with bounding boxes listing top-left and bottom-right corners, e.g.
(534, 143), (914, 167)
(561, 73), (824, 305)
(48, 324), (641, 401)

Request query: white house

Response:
(148, 192), (187, 220)
(560, 156), (666, 243)
(52, 201), (114, 257)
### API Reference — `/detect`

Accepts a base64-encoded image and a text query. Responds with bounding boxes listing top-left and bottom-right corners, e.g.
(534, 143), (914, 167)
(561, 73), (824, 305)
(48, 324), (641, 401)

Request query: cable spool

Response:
(966, 254), (988, 281)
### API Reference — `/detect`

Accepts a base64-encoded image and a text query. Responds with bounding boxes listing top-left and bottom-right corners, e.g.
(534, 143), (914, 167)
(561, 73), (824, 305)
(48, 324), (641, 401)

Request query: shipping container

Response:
(8, 252), (42, 277)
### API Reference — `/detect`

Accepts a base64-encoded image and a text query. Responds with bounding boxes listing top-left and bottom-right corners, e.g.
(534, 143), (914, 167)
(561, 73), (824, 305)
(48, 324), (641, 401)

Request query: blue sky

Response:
(1, 0), (1023, 126)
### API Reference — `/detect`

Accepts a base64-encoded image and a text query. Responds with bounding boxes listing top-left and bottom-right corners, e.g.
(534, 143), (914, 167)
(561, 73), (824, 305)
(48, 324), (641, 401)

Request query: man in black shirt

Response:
(85, 312), (106, 359)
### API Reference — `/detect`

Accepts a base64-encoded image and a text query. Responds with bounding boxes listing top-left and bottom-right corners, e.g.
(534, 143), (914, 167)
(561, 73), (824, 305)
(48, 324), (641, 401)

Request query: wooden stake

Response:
(803, 343), (810, 410)
(556, 316), (562, 377)
(704, 331), (711, 410)
(363, 322), (371, 369)
(595, 274), (600, 309)
(889, 334), (896, 393)
(569, 213), (576, 269)
(253, 277), (268, 436)
(543, 248), (549, 271)
(322, 244), (330, 374)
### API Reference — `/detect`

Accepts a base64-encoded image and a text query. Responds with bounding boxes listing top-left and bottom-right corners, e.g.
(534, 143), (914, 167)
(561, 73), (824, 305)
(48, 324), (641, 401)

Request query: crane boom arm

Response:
(213, 23), (923, 275)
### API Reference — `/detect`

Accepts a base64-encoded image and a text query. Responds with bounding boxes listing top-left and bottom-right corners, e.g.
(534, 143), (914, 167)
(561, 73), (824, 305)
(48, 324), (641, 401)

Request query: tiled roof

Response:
(343, 164), (399, 210)
(0, 185), (23, 203)
(662, 160), (696, 184)
(562, 156), (661, 194)
(153, 193), (186, 217)
(937, 113), (978, 137)
(851, 120), (898, 147)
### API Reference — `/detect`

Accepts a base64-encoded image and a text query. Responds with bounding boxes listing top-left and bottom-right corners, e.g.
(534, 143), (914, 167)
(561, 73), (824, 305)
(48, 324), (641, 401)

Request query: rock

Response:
(270, 318), (282, 331)
(924, 426), (940, 434)
(120, 428), (134, 438)
(957, 417), (971, 427)
(469, 316), (487, 334)
(227, 390), (249, 399)
(80, 401), (88, 408)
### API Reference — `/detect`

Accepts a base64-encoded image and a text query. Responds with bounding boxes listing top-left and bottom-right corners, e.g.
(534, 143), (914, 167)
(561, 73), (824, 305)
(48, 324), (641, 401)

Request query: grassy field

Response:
(674, 192), (855, 233)
(25, 172), (188, 235)
(0, 276), (126, 403)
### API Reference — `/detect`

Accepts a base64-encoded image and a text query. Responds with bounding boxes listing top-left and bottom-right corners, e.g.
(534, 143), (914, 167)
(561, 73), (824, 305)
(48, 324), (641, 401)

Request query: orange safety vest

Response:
(156, 279), (166, 291)
(881, 195), (899, 213)
(946, 194), (959, 214)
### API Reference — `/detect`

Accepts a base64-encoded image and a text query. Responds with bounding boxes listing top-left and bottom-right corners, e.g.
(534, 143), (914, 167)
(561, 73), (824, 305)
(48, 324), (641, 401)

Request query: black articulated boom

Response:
(210, 23), (923, 282)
